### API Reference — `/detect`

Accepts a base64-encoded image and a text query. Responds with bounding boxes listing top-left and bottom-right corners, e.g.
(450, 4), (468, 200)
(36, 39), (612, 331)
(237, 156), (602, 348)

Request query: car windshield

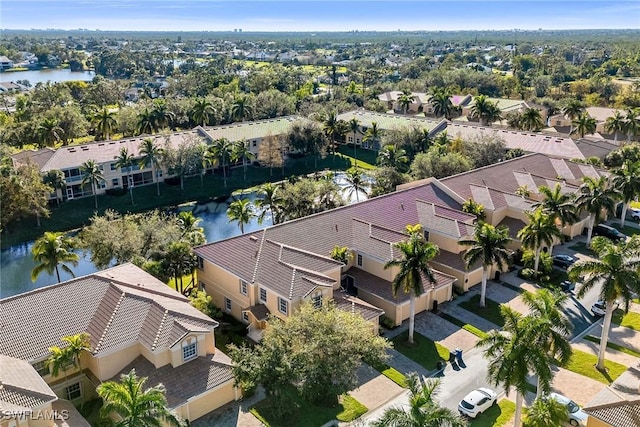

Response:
(460, 400), (475, 410)
(567, 401), (580, 413)
(594, 303), (605, 310)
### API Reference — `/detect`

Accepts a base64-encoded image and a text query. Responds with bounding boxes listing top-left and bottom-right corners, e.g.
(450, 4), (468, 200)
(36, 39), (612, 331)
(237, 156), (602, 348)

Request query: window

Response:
(196, 256), (204, 269)
(240, 280), (248, 296)
(112, 178), (119, 187)
(348, 136), (353, 143)
(242, 311), (249, 322)
(423, 230), (430, 241)
(252, 140), (257, 147)
(312, 294), (322, 308)
(278, 297), (288, 315)
(182, 338), (197, 361)
(33, 360), (49, 377)
(99, 181), (106, 189)
(259, 287), (267, 303)
(65, 382), (81, 400)
(357, 254), (363, 267)
(224, 297), (232, 312)
(156, 169), (163, 178)
(110, 162), (117, 171)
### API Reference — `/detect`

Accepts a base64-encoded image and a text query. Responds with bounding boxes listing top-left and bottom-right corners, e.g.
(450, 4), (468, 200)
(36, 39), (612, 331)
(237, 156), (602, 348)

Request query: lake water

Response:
(0, 174), (368, 298)
(0, 69), (96, 85)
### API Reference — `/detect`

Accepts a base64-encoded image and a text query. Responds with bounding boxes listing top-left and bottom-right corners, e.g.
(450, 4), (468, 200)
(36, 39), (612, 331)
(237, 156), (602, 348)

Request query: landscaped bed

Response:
(391, 332), (450, 371)
(458, 295), (505, 328)
(469, 399), (516, 427)
(372, 364), (408, 388)
(438, 312), (489, 339)
(560, 349), (627, 384)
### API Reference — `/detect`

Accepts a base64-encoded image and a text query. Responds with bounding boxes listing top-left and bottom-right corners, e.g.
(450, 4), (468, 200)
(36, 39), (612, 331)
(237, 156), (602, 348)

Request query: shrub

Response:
(380, 315), (396, 329)
(518, 268), (536, 280)
(189, 291), (223, 319)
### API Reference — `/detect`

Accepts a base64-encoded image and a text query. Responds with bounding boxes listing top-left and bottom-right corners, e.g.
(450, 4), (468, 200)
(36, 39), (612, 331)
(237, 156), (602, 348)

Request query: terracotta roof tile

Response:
(0, 355), (57, 412)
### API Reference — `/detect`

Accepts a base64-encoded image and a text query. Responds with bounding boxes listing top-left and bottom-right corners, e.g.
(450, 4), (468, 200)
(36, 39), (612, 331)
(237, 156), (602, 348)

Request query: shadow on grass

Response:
(458, 295), (505, 328)
(391, 332), (449, 371)
(469, 399), (516, 427)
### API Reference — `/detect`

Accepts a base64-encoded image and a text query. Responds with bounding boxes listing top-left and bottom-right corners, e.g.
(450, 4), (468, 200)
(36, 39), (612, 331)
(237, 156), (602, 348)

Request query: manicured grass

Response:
(373, 364), (408, 388)
(459, 295), (505, 328)
(250, 393), (367, 426)
(2, 154), (354, 248)
(337, 144), (379, 168)
(612, 223), (640, 236)
(568, 242), (596, 256)
(469, 399), (516, 427)
(584, 335), (640, 358)
(438, 312), (489, 339)
(392, 332), (450, 371)
(612, 308), (640, 331)
(496, 280), (525, 294)
(560, 349), (627, 384)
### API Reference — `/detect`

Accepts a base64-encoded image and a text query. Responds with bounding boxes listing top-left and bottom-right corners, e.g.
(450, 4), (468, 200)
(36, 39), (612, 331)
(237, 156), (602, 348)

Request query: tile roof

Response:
(433, 249), (481, 272)
(443, 123), (584, 159)
(333, 290), (384, 321)
(584, 365), (640, 427)
(203, 116), (310, 142)
(575, 138), (619, 160)
(336, 110), (447, 134)
(243, 304), (271, 321)
(11, 148), (56, 169)
(0, 264), (218, 362)
(0, 355), (57, 412)
(111, 353), (234, 409)
(497, 217), (527, 240)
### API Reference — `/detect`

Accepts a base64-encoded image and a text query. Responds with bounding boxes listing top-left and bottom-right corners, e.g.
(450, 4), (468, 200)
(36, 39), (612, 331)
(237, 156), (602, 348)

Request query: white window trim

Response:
(65, 382), (82, 401)
(259, 287), (267, 303)
(240, 280), (248, 296)
(182, 337), (198, 361)
(357, 254), (363, 266)
(278, 297), (288, 315)
(224, 297), (232, 312)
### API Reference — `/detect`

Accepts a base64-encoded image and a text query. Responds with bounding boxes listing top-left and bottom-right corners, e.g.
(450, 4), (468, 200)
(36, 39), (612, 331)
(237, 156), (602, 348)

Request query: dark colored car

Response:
(559, 280), (576, 293)
(593, 224), (627, 242)
(552, 254), (577, 269)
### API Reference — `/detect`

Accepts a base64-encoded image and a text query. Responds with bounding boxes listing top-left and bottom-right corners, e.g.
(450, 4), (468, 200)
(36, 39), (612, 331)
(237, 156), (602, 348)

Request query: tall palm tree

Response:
(136, 107), (156, 135)
(62, 333), (92, 375)
(227, 198), (256, 234)
(190, 98), (216, 127)
(343, 167), (369, 203)
(521, 289), (572, 398)
(523, 397), (569, 427)
(471, 95), (501, 126)
(43, 169), (66, 207)
(348, 117), (360, 164)
(161, 241), (196, 294)
(571, 113), (597, 138)
(37, 118), (62, 148)
(430, 88), (455, 120)
(483, 102), (503, 127)
(605, 111), (626, 143)
(92, 107), (117, 141)
(256, 182), (281, 225)
(532, 183), (579, 229)
(519, 107), (544, 131)
(612, 160), (640, 228)
(562, 99), (585, 135)
(322, 111), (340, 157)
(517, 208), (562, 272)
(46, 345), (73, 390)
(477, 306), (551, 427)
(209, 138), (232, 187)
(115, 147), (135, 205)
(330, 246), (352, 264)
(31, 231), (79, 283)
(372, 374), (466, 427)
(151, 100), (174, 130)
(623, 107), (639, 144)
(377, 144), (408, 172)
(230, 95), (253, 122)
(363, 121), (382, 150)
(177, 211), (205, 246)
(139, 137), (163, 197)
(80, 159), (105, 210)
(569, 236), (640, 370)
(231, 139), (254, 181)
(461, 223), (511, 308)
(97, 369), (184, 427)
(396, 90), (415, 115)
(384, 225), (440, 344)
(575, 176), (618, 245)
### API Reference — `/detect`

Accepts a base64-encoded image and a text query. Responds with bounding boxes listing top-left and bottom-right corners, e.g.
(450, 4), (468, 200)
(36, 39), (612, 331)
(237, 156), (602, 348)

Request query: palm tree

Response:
(161, 241), (197, 294)
(177, 211), (205, 246)
(523, 397), (569, 427)
(343, 167), (369, 203)
(231, 140), (254, 181)
(62, 333), (92, 375)
(31, 232), (79, 283)
(348, 117), (360, 164)
(92, 107), (117, 141)
(575, 176), (618, 245)
(190, 98), (216, 127)
(396, 90), (415, 115)
(605, 111), (626, 143)
(330, 246), (352, 264)
(38, 118), (62, 148)
(377, 144), (408, 172)
(521, 289), (572, 398)
(461, 199), (486, 222)
(80, 159), (105, 210)
(461, 223), (511, 308)
(151, 100), (174, 130)
(571, 113), (597, 138)
(484, 103), (503, 126)
(363, 121), (382, 150)
(372, 374), (466, 427)
(230, 95), (253, 122)
(46, 345), (73, 391)
(136, 107), (156, 135)
(471, 95), (501, 126)
(209, 138), (232, 187)
(384, 225), (440, 344)
(430, 88), (455, 120)
(97, 369), (184, 427)
(256, 182), (281, 225)
(612, 160), (640, 228)
(43, 169), (66, 207)
(562, 99), (585, 135)
(477, 306), (551, 427)
(532, 183), (579, 229)
(322, 111), (340, 156)
(569, 236), (640, 370)
(517, 208), (562, 272)
(115, 147), (135, 205)
(139, 137), (163, 197)
(519, 108), (544, 131)
(227, 198), (256, 235)
(623, 108), (639, 144)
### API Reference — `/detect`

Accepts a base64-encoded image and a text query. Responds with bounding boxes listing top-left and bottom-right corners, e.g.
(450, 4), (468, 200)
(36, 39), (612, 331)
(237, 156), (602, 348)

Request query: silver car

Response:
(548, 392), (588, 426)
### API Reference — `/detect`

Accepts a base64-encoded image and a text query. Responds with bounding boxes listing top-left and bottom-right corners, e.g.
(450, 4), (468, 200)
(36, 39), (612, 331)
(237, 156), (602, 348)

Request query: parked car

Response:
(458, 387), (497, 418)
(591, 299), (619, 317)
(559, 280), (576, 293)
(552, 254), (577, 269)
(630, 208), (640, 222)
(593, 224), (627, 242)
(547, 392), (588, 426)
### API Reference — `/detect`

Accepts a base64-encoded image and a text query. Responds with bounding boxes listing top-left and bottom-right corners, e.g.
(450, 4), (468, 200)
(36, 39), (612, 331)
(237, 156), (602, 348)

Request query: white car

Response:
(548, 392), (588, 426)
(458, 387), (497, 418)
(591, 300), (619, 317)
(631, 208), (640, 221)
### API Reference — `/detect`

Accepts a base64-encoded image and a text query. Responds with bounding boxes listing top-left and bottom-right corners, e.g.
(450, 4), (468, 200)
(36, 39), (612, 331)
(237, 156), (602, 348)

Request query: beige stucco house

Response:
(0, 263), (238, 425)
(583, 364), (640, 427)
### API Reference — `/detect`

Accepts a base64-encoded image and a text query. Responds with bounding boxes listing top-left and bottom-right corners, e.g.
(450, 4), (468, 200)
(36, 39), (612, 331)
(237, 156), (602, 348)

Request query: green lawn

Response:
(438, 312), (489, 339)
(392, 332), (450, 371)
(469, 399), (516, 427)
(612, 308), (640, 331)
(337, 144), (379, 168)
(373, 364), (408, 388)
(250, 393), (367, 426)
(2, 154), (355, 248)
(561, 349), (627, 384)
(584, 335), (640, 358)
(458, 295), (505, 328)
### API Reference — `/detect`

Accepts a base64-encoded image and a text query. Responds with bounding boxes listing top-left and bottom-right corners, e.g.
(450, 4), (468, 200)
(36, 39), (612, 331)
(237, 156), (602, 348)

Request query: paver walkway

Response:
(549, 366), (606, 406)
(440, 295), (501, 332)
(573, 339), (640, 367)
(414, 311), (479, 351)
(485, 280), (531, 315)
(351, 364), (404, 411)
(191, 389), (265, 427)
(590, 323), (640, 354)
(385, 347), (433, 378)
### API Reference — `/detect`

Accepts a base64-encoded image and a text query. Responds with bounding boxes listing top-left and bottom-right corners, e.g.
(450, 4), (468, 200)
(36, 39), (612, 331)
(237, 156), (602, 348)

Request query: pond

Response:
(0, 69), (96, 85)
(0, 173), (368, 298)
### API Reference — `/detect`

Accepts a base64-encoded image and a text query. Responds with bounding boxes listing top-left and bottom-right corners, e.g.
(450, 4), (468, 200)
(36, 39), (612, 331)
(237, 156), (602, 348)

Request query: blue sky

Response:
(1, 1), (639, 32)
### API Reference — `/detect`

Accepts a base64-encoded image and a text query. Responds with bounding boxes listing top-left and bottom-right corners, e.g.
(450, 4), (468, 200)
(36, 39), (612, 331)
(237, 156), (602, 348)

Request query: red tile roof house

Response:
(0, 263), (238, 425)
(194, 153), (610, 334)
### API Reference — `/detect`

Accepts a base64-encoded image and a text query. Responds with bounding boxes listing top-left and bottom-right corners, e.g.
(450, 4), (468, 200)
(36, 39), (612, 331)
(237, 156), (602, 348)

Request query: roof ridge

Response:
(269, 238), (342, 265)
(251, 229), (267, 283)
(415, 198), (476, 223)
(151, 309), (169, 351)
(289, 269), (296, 300)
(94, 287), (126, 353)
(1, 383), (58, 404)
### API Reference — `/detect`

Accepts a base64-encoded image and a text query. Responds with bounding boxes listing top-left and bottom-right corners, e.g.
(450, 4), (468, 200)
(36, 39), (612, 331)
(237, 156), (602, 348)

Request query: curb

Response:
(571, 317), (603, 344)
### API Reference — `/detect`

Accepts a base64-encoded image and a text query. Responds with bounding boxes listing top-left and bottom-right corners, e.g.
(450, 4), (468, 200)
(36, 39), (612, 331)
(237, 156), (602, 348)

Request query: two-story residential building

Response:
(0, 263), (237, 425)
(377, 91), (472, 116)
(0, 55), (14, 70)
